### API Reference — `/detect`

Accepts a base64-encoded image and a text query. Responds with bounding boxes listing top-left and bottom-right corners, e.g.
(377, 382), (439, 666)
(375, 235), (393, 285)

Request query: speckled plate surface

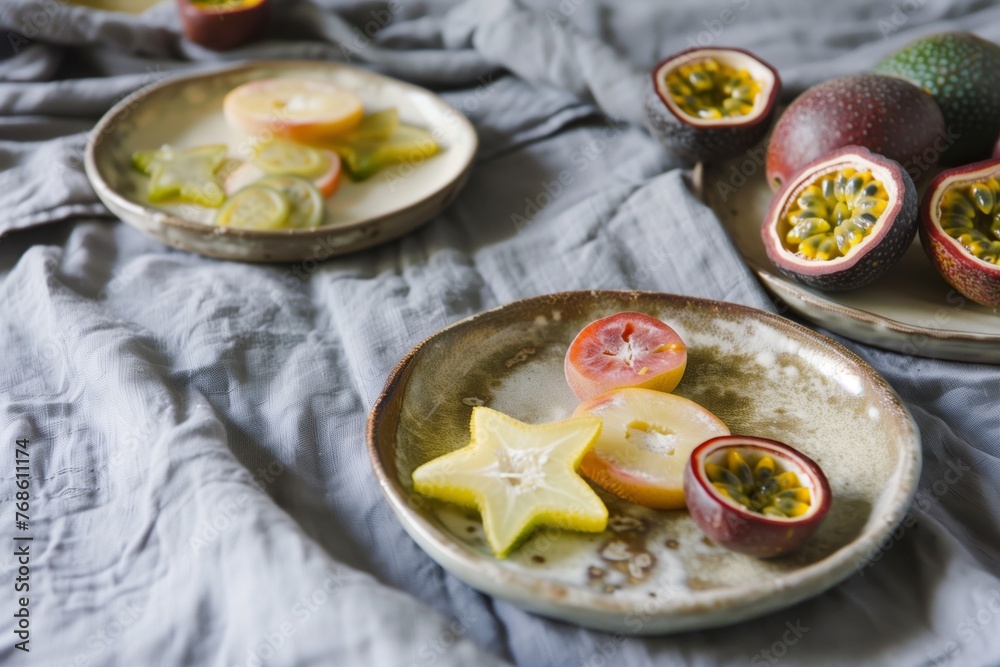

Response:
(85, 61), (477, 262)
(368, 291), (921, 634)
(700, 155), (1000, 363)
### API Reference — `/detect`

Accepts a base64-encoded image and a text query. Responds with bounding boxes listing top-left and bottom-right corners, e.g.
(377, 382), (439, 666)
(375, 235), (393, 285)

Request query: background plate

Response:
(86, 60), (477, 262)
(700, 158), (1000, 363)
(368, 291), (921, 634)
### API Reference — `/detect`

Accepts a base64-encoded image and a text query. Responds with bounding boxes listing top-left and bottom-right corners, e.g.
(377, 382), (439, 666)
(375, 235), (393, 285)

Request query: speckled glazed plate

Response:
(700, 157), (1000, 363)
(85, 61), (476, 262)
(368, 291), (921, 634)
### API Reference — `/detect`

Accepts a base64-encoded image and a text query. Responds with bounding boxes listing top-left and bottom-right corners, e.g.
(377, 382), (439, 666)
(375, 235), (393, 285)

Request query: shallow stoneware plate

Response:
(700, 157), (1000, 363)
(368, 291), (921, 634)
(85, 61), (477, 262)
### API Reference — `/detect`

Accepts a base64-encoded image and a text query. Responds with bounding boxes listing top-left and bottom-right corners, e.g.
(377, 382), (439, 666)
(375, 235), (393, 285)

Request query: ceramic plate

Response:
(700, 158), (1000, 363)
(85, 61), (477, 262)
(368, 291), (921, 634)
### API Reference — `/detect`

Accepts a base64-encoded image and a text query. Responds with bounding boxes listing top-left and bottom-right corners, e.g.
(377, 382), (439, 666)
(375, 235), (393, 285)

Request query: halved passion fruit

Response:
(645, 47), (780, 163)
(684, 435), (831, 558)
(762, 146), (918, 291)
(920, 158), (1000, 307)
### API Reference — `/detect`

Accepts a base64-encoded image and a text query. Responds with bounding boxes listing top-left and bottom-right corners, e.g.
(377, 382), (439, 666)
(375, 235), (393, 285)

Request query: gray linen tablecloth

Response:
(1, 0), (999, 665)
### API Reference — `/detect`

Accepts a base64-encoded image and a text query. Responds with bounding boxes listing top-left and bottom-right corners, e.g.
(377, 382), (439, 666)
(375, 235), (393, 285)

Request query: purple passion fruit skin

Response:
(177, 0), (270, 51)
(920, 158), (1000, 308)
(645, 47), (780, 164)
(762, 146), (918, 291)
(684, 435), (831, 559)
(765, 74), (945, 192)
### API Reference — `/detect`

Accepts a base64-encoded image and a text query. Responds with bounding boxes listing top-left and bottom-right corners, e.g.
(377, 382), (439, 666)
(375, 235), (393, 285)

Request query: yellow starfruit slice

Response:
(132, 144), (227, 207)
(332, 124), (439, 181)
(412, 407), (608, 558)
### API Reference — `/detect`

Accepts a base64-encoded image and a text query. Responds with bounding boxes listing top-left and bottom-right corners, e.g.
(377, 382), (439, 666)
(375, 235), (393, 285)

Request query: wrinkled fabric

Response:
(0, 0), (999, 665)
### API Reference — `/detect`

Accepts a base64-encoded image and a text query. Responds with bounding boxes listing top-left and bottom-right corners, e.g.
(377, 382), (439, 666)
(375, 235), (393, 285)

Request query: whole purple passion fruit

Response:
(920, 158), (1000, 308)
(645, 47), (780, 164)
(177, 0), (270, 51)
(762, 146), (918, 291)
(765, 74), (945, 191)
(684, 435), (831, 558)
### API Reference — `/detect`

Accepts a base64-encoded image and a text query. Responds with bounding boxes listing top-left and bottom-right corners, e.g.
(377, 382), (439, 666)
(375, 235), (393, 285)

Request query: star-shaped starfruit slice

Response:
(412, 407), (608, 557)
(132, 144), (227, 207)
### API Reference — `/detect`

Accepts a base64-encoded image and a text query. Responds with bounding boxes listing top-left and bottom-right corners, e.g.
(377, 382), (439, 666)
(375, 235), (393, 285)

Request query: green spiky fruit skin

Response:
(874, 32), (1000, 165)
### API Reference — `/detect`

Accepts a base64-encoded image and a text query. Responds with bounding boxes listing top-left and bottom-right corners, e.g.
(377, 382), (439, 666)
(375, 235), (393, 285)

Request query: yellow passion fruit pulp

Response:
(938, 180), (1000, 263)
(706, 450), (811, 519)
(784, 168), (890, 261)
(664, 58), (760, 120)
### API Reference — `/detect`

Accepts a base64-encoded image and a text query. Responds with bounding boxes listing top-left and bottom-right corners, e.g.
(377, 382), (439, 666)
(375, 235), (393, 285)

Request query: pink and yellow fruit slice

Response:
(223, 77), (364, 143)
(564, 312), (687, 401)
(573, 388), (730, 509)
(411, 407), (608, 558)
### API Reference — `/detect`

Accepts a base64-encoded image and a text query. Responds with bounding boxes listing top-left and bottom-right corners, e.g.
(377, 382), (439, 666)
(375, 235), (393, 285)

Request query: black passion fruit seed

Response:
(664, 59), (760, 120)
(784, 168), (890, 261)
(705, 451), (810, 518)
(938, 181), (1000, 263)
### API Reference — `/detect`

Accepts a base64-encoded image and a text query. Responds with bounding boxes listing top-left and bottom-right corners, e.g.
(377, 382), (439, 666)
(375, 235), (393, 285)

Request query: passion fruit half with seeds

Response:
(765, 74), (945, 191)
(762, 146), (918, 291)
(920, 158), (1000, 307)
(645, 47), (780, 163)
(684, 435), (831, 558)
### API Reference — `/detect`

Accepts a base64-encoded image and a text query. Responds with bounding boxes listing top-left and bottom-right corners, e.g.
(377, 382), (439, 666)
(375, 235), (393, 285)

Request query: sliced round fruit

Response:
(254, 139), (329, 177)
(920, 157), (1000, 307)
(253, 176), (324, 228)
(684, 435), (831, 558)
(762, 146), (918, 291)
(225, 150), (342, 199)
(573, 388), (730, 510)
(564, 312), (687, 402)
(874, 32), (1000, 165)
(223, 78), (364, 143)
(645, 47), (780, 163)
(765, 74), (945, 191)
(214, 185), (289, 230)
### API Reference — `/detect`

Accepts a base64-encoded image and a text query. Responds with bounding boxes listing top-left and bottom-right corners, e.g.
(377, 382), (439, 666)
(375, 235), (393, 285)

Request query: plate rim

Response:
(367, 290), (922, 632)
(749, 255), (1000, 344)
(84, 59), (478, 242)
